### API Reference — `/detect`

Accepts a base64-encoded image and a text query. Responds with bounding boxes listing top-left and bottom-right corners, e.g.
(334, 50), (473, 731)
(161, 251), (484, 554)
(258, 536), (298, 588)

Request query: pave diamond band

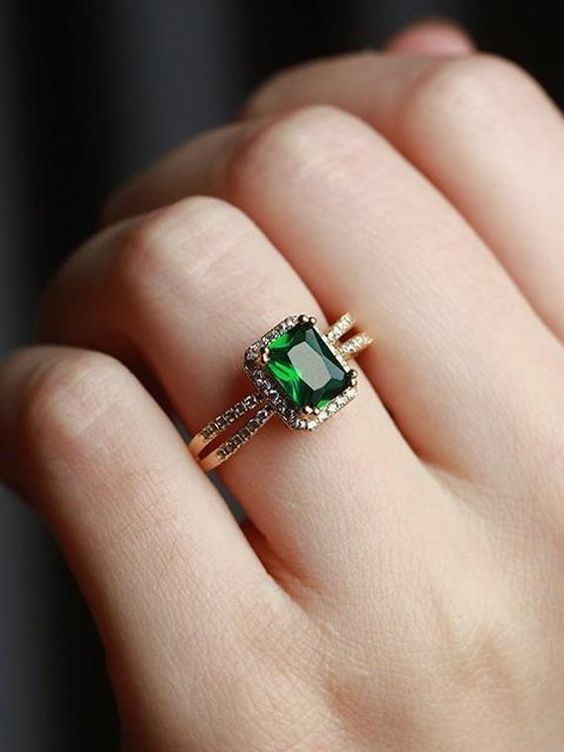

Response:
(325, 312), (355, 344)
(189, 313), (372, 472)
(336, 331), (373, 359)
(199, 392), (264, 444)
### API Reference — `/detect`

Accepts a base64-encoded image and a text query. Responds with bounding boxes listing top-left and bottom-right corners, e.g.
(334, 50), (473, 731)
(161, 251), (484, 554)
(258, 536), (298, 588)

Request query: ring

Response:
(189, 313), (372, 472)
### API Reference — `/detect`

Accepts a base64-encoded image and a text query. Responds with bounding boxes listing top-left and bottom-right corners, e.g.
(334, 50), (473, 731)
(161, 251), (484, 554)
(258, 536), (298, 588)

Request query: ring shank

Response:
(197, 404), (274, 472)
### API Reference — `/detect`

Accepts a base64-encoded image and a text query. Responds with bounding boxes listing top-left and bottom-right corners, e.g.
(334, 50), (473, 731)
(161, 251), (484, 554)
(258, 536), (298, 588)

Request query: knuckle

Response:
(403, 53), (537, 138)
(226, 104), (373, 195)
(20, 349), (130, 452)
(111, 196), (252, 302)
(110, 206), (183, 296)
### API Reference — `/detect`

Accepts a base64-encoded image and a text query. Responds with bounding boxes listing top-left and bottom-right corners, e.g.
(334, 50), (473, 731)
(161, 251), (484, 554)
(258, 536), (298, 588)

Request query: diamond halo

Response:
(244, 314), (358, 431)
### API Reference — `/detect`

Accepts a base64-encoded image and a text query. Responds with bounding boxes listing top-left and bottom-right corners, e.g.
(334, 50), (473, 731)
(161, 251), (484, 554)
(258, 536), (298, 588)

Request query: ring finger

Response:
(40, 195), (432, 588)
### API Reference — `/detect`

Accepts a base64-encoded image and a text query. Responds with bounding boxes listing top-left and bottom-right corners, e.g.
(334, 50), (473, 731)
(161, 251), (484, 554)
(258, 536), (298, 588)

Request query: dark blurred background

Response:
(1, 1), (562, 749)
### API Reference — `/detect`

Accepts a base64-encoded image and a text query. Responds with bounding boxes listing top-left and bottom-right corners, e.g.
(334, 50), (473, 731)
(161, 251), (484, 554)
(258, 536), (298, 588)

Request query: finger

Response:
(101, 108), (564, 496)
(41, 196), (432, 586)
(385, 18), (474, 55)
(0, 345), (275, 742)
(243, 52), (564, 340)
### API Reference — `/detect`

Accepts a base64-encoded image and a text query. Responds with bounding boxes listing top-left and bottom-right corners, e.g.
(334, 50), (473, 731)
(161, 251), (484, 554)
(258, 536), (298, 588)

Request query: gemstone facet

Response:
(266, 322), (350, 410)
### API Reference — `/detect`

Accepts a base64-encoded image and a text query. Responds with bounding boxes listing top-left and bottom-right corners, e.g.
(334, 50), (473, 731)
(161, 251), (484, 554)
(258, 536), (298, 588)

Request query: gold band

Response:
(188, 313), (372, 472)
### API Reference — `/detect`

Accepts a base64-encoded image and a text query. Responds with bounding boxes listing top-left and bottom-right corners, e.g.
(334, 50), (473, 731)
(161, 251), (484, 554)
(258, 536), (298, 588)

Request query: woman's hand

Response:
(2, 22), (564, 751)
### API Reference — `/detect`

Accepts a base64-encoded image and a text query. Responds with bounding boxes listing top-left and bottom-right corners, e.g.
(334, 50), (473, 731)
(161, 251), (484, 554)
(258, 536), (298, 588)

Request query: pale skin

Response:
(2, 19), (564, 750)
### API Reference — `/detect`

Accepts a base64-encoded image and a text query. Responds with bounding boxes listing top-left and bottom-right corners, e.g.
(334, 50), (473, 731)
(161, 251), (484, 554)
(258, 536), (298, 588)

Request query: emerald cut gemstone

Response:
(266, 323), (350, 410)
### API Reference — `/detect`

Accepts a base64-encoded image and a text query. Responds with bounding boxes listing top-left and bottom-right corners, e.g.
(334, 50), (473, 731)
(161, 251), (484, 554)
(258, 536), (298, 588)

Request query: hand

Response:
(2, 21), (564, 751)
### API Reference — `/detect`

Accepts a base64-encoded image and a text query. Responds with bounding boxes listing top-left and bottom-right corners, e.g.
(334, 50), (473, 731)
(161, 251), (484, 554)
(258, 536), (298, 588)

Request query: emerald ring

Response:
(189, 313), (372, 472)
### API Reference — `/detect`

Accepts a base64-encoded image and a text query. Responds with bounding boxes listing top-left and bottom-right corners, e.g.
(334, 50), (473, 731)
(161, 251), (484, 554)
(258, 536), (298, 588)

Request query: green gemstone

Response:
(266, 323), (350, 410)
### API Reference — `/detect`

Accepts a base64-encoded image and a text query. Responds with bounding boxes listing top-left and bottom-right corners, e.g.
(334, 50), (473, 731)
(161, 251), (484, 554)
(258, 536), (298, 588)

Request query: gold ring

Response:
(188, 313), (372, 472)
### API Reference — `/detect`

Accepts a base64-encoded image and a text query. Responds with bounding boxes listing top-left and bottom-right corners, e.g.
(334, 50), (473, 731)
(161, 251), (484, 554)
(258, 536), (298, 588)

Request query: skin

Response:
(1, 19), (564, 751)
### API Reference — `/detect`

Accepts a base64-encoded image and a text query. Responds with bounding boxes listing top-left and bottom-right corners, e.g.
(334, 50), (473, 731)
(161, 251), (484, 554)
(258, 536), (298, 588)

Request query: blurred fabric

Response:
(1, 1), (562, 748)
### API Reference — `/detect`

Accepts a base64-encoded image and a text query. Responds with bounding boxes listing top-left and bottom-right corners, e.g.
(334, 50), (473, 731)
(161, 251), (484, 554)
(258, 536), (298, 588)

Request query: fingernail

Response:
(386, 17), (475, 56)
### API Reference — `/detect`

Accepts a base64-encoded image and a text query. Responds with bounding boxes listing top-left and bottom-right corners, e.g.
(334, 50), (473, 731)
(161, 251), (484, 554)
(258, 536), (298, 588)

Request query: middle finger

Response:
(105, 106), (564, 496)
